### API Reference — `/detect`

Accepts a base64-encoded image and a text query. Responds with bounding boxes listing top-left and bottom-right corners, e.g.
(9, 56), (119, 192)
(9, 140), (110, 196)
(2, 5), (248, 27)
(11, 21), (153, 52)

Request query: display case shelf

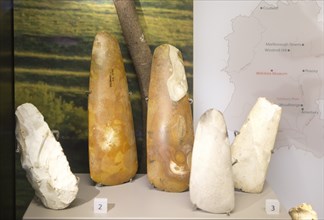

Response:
(23, 174), (290, 220)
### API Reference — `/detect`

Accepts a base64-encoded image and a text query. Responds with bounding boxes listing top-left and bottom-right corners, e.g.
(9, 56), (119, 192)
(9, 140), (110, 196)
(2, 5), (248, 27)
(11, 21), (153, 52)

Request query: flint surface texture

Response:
(289, 203), (318, 220)
(88, 31), (138, 185)
(231, 97), (282, 193)
(147, 44), (194, 192)
(190, 109), (234, 214)
(15, 103), (79, 210)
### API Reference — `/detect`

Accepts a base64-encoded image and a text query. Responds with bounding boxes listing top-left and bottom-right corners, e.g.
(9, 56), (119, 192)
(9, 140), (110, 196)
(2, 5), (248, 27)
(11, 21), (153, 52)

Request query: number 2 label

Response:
(94, 198), (108, 213)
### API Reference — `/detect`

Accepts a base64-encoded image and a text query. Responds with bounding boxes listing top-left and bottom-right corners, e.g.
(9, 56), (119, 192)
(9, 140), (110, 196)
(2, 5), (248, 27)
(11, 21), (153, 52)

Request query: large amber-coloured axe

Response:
(88, 32), (138, 185)
(147, 44), (194, 192)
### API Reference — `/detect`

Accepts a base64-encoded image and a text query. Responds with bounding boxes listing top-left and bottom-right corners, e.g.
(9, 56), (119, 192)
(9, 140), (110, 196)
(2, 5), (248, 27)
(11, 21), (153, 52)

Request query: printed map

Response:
(221, 1), (324, 157)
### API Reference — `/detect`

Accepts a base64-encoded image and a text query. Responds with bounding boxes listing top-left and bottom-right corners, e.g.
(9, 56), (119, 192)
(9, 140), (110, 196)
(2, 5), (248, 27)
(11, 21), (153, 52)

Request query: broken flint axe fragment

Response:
(190, 109), (234, 214)
(147, 44), (194, 192)
(289, 203), (318, 220)
(15, 103), (79, 210)
(231, 97), (282, 193)
(88, 31), (138, 185)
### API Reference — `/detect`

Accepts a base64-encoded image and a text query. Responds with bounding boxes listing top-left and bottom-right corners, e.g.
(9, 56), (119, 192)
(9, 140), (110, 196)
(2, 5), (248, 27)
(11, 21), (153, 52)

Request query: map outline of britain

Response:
(223, 0), (324, 157)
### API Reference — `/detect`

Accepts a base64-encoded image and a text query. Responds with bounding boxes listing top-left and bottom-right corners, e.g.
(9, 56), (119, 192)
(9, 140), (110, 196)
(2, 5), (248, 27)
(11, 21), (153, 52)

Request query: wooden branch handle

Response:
(113, 0), (152, 99)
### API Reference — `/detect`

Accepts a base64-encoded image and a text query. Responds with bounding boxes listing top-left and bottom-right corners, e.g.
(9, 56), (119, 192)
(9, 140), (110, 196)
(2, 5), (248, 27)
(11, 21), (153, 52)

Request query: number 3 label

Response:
(266, 199), (280, 214)
(94, 198), (108, 213)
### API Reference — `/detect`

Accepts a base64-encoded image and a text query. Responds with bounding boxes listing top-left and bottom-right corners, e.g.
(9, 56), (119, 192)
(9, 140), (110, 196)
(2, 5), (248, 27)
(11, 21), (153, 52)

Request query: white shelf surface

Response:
(23, 173), (291, 220)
